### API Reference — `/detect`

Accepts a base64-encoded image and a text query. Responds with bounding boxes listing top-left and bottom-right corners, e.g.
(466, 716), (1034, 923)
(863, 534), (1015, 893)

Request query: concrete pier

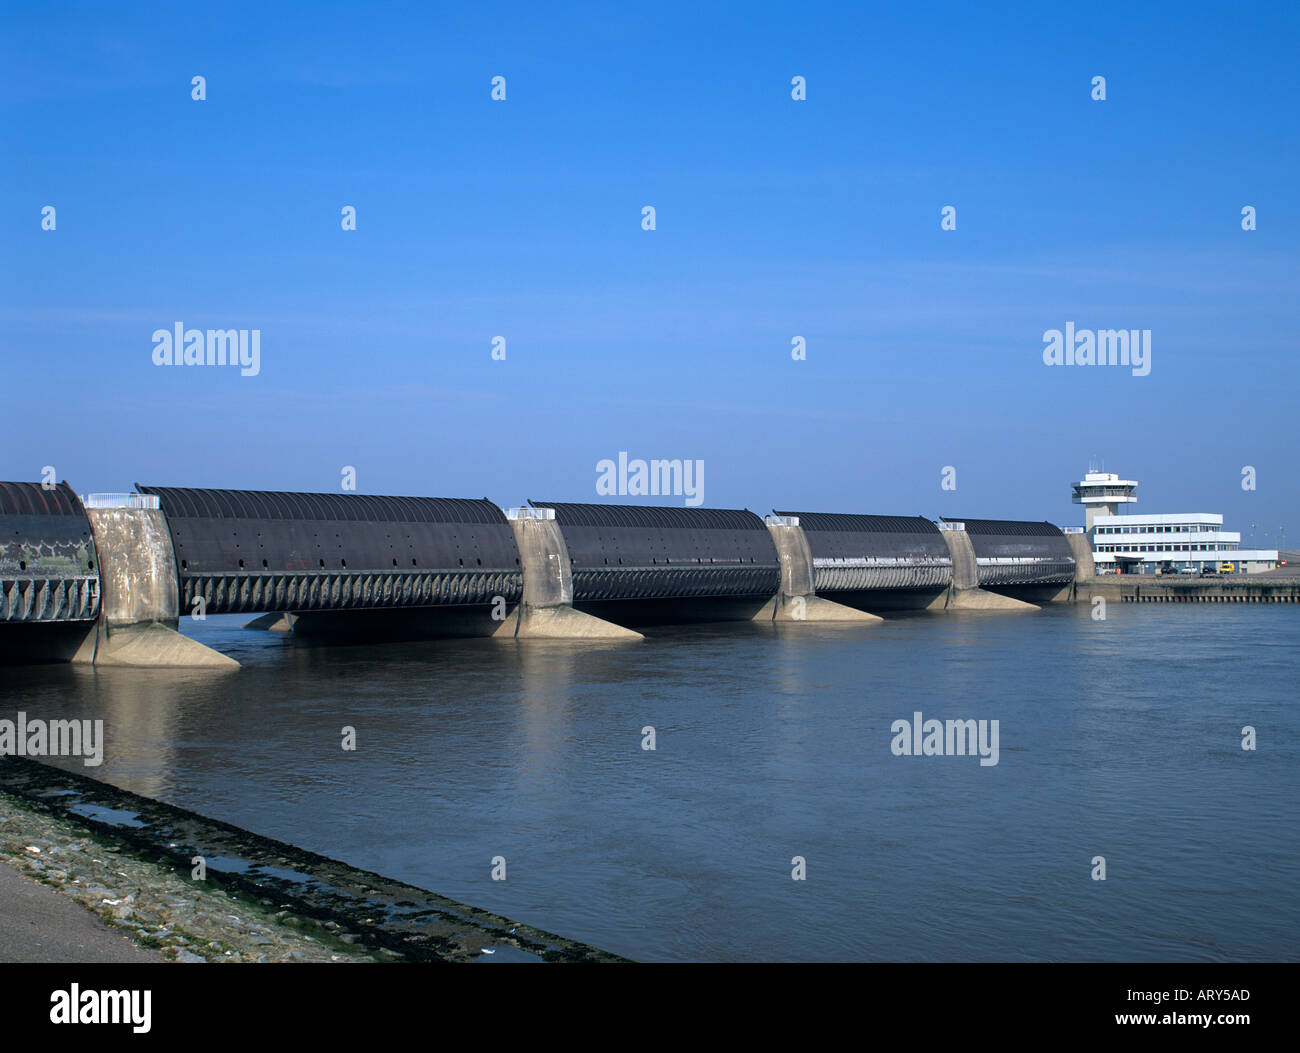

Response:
(756, 518), (881, 623)
(74, 503), (238, 668)
(244, 612), (296, 632)
(499, 510), (642, 640)
(1065, 531), (1096, 580)
(933, 525), (1039, 611)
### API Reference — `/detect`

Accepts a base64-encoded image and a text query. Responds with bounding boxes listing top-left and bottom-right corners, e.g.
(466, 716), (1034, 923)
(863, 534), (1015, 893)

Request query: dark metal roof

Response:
(0, 481), (86, 517)
(942, 517), (1066, 538)
(774, 511), (941, 535)
(530, 501), (766, 531)
(137, 486), (507, 524)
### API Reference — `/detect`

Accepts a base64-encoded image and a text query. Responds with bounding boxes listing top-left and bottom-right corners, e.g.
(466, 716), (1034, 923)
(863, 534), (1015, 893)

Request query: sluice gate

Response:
(941, 517), (1076, 587)
(772, 511), (953, 592)
(0, 482), (100, 625)
(137, 486), (523, 616)
(528, 501), (780, 604)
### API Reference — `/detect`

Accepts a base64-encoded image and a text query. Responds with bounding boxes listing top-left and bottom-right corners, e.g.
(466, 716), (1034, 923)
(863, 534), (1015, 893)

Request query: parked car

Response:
(1178, 566), (1198, 575)
(1220, 562), (1236, 573)
(1200, 566), (1218, 576)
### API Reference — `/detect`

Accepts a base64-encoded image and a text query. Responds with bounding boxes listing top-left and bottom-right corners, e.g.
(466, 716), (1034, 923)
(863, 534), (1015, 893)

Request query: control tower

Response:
(1071, 467), (1138, 531)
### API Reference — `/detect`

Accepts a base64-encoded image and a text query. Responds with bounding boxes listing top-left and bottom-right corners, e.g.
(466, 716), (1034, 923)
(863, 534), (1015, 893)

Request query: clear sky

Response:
(2, 1), (1296, 543)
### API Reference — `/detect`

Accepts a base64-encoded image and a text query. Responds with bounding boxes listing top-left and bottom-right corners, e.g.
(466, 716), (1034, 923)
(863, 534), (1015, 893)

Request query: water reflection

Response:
(1, 605), (1296, 961)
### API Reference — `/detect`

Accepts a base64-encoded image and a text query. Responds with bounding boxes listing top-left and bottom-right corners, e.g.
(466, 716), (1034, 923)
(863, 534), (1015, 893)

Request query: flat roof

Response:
(1094, 512), (1223, 525)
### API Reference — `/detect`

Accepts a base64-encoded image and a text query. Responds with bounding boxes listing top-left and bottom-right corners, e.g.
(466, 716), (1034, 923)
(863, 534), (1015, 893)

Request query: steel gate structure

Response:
(0, 481), (100, 624)
(941, 517), (1076, 586)
(137, 486), (523, 615)
(528, 500), (780, 602)
(772, 511), (954, 592)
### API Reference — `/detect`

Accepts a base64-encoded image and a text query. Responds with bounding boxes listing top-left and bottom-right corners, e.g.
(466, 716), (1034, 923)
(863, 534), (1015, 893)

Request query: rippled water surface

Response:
(4, 604), (1297, 961)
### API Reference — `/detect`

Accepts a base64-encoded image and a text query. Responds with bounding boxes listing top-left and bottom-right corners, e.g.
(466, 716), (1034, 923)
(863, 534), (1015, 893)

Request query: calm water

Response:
(3, 604), (1297, 961)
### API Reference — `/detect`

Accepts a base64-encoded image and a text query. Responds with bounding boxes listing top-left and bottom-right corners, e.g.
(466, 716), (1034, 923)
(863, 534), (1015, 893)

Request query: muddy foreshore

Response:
(0, 757), (625, 963)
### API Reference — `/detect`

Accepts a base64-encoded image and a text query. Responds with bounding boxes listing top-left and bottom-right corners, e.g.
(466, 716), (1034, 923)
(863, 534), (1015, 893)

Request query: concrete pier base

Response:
(244, 612), (296, 632)
(937, 589), (1039, 612)
(494, 604), (643, 641)
(752, 593), (883, 623)
(76, 622), (240, 668)
(761, 520), (882, 624)
(505, 512), (641, 641)
(74, 506), (238, 668)
(935, 526), (1040, 613)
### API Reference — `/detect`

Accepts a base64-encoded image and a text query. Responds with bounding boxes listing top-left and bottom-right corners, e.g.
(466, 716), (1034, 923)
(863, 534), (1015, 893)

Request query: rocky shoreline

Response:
(0, 757), (625, 963)
(0, 791), (382, 963)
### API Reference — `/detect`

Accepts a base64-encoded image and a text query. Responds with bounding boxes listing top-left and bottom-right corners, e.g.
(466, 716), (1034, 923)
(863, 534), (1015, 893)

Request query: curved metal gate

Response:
(529, 501), (780, 601)
(0, 481), (100, 623)
(138, 486), (522, 615)
(941, 517), (1076, 586)
(774, 510), (954, 592)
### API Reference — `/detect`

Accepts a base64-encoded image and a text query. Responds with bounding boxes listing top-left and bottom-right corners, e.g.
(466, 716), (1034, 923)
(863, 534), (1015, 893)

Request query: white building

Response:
(1071, 470), (1138, 530)
(1072, 470), (1279, 575)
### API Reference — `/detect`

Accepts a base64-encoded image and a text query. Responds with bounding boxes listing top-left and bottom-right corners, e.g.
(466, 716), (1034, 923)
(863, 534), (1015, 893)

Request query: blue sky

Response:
(2, 1), (1296, 543)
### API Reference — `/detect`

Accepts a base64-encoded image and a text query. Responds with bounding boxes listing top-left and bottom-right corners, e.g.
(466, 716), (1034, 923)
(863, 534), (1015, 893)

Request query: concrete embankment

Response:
(1077, 578), (1300, 604)
(0, 788), (374, 963)
(0, 757), (625, 963)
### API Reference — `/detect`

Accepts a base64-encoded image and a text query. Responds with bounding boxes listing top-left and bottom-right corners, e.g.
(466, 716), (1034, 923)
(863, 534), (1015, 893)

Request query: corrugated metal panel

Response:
(140, 486), (506, 525)
(529, 500), (778, 601)
(776, 509), (952, 567)
(0, 481), (99, 622)
(813, 563), (953, 592)
(530, 501), (766, 532)
(135, 486), (521, 613)
(179, 569), (521, 615)
(775, 511), (941, 535)
(0, 481), (86, 517)
(976, 561), (1075, 586)
(568, 566), (779, 602)
(941, 517), (1075, 568)
(942, 517), (1066, 538)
